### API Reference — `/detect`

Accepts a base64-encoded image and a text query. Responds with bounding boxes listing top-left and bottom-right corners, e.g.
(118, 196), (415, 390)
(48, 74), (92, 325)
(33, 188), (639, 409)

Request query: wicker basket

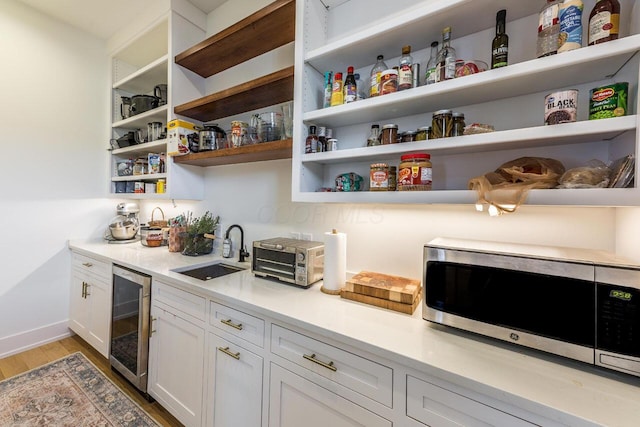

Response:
(148, 207), (168, 228)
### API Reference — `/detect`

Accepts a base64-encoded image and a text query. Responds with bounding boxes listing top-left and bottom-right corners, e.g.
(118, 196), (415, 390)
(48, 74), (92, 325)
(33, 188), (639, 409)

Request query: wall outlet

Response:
(290, 232), (301, 240)
(302, 233), (313, 241)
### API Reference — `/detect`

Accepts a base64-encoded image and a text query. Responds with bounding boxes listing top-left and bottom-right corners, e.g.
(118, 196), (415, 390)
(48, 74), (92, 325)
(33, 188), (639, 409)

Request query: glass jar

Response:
(370, 163), (389, 191)
(367, 124), (381, 146)
(388, 166), (397, 191)
(401, 130), (417, 142)
(415, 126), (430, 141)
(452, 112), (466, 137)
(379, 69), (398, 95)
(381, 124), (398, 144)
(432, 109), (453, 138)
(398, 153), (432, 191)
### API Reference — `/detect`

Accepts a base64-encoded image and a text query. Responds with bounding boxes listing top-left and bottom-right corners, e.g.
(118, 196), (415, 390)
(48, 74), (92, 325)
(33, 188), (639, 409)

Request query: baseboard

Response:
(0, 321), (72, 359)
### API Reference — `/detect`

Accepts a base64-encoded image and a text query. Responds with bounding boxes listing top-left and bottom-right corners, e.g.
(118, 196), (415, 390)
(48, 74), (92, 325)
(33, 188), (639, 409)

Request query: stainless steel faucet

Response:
(224, 224), (249, 262)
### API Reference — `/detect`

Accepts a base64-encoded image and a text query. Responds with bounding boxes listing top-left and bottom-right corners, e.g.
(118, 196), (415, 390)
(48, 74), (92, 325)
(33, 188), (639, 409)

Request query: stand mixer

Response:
(105, 202), (140, 243)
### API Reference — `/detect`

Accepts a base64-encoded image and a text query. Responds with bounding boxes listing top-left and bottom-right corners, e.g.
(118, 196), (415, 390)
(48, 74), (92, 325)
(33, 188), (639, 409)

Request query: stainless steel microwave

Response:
(423, 238), (640, 377)
(252, 237), (324, 288)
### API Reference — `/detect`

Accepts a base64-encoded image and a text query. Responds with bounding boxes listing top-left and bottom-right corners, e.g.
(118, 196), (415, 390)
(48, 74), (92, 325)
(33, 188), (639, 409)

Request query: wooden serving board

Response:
(340, 290), (421, 315)
(343, 271), (421, 304)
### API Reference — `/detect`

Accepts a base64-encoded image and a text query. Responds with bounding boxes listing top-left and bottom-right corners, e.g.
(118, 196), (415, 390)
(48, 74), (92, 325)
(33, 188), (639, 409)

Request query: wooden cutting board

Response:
(343, 271), (421, 304)
(340, 290), (421, 315)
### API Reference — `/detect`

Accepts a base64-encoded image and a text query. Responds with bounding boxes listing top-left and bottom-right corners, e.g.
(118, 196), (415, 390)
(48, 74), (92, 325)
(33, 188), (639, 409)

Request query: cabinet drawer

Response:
(72, 253), (110, 279)
(271, 324), (393, 407)
(406, 375), (535, 427)
(153, 281), (206, 321)
(210, 301), (264, 348)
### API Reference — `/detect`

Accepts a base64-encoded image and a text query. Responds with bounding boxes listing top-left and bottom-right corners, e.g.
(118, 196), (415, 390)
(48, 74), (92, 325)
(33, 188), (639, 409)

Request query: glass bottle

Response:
(367, 124), (381, 146)
(424, 41), (439, 85)
(588, 0), (620, 45)
(436, 27), (457, 82)
(330, 72), (344, 106)
(398, 46), (413, 91)
(355, 73), (367, 100)
(305, 125), (318, 154)
(537, 0), (561, 58)
(492, 10), (509, 68)
(317, 126), (327, 152)
(323, 71), (333, 108)
(369, 55), (388, 97)
(343, 66), (357, 103)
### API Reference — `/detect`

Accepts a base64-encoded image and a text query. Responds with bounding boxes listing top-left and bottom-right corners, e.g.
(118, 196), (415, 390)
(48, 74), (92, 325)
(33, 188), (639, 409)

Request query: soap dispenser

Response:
(222, 238), (232, 258)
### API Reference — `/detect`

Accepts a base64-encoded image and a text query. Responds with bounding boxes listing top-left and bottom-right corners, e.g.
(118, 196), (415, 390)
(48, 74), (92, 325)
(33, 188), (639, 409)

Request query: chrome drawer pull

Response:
(303, 353), (337, 372)
(221, 318), (243, 330)
(218, 346), (240, 360)
(82, 262), (93, 267)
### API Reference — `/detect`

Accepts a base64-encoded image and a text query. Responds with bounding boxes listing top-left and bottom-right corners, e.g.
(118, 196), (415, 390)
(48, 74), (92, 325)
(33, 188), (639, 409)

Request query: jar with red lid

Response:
(397, 153), (432, 191)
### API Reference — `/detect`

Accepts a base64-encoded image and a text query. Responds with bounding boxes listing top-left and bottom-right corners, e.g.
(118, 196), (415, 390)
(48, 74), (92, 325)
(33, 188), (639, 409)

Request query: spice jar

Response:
(432, 109), (453, 138)
(452, 112), (466, 137)
(415, 126), (430, 141)
(370, 163), (389, 191)
(388, 166), (397, 191)
(401, 130), (417, 142)
(379, 69), (398, 95)
(381, 124), (398, 144)
(398, 153), (432, 191)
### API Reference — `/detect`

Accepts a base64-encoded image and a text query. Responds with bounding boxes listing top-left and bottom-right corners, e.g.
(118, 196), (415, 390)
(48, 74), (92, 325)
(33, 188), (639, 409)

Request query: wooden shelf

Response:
(174, 66), (294, 122)
(175, 0), (295, 78)
(173, 139), (292, 167)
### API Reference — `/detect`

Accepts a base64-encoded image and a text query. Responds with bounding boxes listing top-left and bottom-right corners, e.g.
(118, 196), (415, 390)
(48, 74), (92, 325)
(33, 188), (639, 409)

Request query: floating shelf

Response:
(173, 139), (292, 167)
(175, 0), (295, 78)
(174, 66), (294, 122)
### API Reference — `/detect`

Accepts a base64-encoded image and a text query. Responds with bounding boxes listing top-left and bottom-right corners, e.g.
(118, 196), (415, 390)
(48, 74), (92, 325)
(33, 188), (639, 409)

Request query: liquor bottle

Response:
(491, 10), (509, 68)
(330, 72), (344, 106)
(369, 55), (388, 97)
(436, 27), (457, 82)
(588, 0), (620, 45)
(343, 66), (357, 103)
(305, 125), (318, 154)
(424, 41), (439, 85)
(317, 127), (327, 152)
(537, 0), (561, 58)
(398, 46), (413, 90)
(322, 71), (333, 108)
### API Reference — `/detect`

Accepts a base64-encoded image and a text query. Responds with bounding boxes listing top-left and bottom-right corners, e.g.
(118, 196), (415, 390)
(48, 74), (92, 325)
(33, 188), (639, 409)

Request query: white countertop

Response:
(69, 239), (640, 427)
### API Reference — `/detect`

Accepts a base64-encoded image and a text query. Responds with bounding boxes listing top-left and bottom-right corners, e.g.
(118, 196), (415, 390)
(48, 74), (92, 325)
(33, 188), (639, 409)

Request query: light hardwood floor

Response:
(0, 335), (183, 427)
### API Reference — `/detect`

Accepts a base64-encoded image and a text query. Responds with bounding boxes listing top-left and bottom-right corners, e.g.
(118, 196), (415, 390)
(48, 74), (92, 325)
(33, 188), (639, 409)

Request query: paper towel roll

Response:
(322, 229), (347, 295)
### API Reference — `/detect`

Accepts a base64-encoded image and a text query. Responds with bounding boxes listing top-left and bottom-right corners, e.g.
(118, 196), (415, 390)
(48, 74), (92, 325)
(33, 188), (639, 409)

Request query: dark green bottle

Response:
(491, 9), (509, 69)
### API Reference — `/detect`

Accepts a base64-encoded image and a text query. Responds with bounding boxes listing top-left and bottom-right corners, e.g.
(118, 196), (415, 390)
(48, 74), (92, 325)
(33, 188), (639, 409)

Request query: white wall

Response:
(0, 0), (114, 356)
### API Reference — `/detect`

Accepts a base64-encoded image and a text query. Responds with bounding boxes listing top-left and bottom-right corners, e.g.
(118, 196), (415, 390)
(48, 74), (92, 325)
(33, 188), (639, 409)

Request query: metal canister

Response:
(327, 138), (338, 151)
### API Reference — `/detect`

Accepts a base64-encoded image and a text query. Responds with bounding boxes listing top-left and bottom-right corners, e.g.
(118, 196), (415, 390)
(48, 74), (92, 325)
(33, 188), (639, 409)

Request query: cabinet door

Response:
(148, 303), (205, 427)
(69, 270), (90, 338)
(207, 333), (263, 427)
(269, 363), (391, 427)
(84, 274), (111, 357)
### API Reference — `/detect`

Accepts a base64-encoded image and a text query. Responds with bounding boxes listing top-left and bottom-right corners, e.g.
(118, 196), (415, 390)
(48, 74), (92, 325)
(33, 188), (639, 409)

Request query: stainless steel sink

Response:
(175, 262), (245, 281)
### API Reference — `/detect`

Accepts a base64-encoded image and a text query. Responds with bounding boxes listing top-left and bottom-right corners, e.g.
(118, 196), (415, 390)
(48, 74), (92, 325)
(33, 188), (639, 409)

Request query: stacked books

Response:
(340, 271), (422, 314)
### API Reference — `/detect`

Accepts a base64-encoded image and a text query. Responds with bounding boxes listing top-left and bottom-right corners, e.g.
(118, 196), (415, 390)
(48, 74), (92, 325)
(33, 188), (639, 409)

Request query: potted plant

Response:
(181, 211), (220, 256)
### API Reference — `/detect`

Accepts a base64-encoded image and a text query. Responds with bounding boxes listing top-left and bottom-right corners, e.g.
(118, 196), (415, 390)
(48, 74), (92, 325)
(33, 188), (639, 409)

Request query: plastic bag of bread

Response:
(469, 157), (565, 215)
(557, 160), (610, 189)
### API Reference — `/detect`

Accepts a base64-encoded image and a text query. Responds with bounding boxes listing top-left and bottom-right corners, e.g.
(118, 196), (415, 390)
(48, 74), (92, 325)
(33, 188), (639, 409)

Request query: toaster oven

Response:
(252, 237), (324, 288)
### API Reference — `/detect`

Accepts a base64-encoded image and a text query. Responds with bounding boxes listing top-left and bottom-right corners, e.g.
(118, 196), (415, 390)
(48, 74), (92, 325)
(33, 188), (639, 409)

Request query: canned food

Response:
(545, 90), (578, 125)
(370, 163), (389, 191)
(589, 83), (628, 120)
(380, 69), (398, 95)
(398, 153), (432, 191)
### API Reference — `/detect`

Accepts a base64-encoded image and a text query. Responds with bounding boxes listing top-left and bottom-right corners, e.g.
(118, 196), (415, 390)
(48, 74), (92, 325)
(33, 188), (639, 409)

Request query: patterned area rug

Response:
(0, 352), (159, 426)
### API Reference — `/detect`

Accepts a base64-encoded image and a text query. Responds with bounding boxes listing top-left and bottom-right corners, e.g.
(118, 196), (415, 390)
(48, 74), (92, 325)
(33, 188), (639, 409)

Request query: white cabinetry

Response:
(148, 281), (206, 427)
(68, 252), (112, 358)
(110, 13), (205, 200)
(206, 302), (265, 427)
(292, 0), (640, 206)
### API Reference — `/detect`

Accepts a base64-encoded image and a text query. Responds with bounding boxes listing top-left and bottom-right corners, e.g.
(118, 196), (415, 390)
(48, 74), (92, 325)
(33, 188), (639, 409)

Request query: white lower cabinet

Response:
(206, 333), (263, 427)
(148, 284), (206, 427)
(68, 253), (112, 358)
(269, 363), (392, 427)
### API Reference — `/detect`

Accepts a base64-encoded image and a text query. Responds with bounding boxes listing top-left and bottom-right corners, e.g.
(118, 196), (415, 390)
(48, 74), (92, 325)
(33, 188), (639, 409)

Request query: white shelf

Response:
(111, 139), (167, 157)
(112, 105), (168, 129)
(111, 173), (167, 182)
(113, 55), (168, 94)
(302, 116), (637, 164)
(111, 192), (172, 200)
(304, 35), (640, 128)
